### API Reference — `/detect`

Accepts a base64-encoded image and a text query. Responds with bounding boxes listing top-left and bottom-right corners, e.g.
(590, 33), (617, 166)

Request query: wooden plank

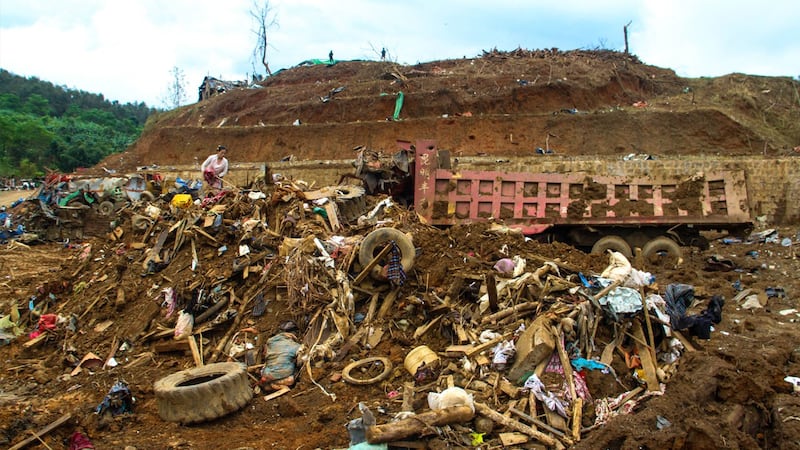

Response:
(363, 291), (380, 324)
(353, 243), (392, 285)
(499, 432), (530, 446)
(474, 402), (559, 447)
(263, 386), (291, 401)
(323, 202), (341, 231)
(23, 333), (48, 348)
(376, 288), (400, 321)
(631, 320), (661, 392)
(366, 327), (384, 349)
(672, 330), (696, 352)
(8, 413), (72, 450)
(413, 315), (441, 340)
(188, 335), (203, 366)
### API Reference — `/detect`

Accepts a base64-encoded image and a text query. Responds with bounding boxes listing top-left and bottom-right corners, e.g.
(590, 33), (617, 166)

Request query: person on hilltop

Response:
(329, 50), (334, 62)
(201, 145), (229, 190)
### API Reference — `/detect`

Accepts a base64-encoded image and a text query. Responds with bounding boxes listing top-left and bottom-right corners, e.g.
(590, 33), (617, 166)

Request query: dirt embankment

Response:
(95, 49), (799, 175)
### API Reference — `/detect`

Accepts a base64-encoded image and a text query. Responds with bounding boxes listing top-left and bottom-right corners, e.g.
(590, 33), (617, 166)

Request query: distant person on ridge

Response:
(201, 145), (229, 190)
(329, 50), (334, 62)
(381, 48), (386, 61)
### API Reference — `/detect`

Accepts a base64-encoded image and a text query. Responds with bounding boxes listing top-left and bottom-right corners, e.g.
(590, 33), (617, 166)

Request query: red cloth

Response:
(69, 431), (94, 450)
(203, 168), (218, 185)
(29, 314), (58, 339)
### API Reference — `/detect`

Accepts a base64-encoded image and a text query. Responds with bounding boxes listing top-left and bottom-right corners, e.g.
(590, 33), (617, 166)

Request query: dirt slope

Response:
(99, 49), (800, 172)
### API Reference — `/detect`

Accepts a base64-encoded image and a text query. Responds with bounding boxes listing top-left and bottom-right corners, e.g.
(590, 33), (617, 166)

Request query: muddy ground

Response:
(1, 48), (799, 450)
(0, 188), (798, 449)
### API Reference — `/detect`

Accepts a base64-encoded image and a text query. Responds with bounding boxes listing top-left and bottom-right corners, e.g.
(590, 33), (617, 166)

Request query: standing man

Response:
(381, 48), (386, 61)
(201, 145), (229, 190)
(329, 50), (334, 62)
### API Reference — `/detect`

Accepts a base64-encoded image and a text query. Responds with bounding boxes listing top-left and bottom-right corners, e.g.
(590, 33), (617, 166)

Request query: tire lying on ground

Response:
(154, 362), (253, 424)
(358, 227), (415, 281)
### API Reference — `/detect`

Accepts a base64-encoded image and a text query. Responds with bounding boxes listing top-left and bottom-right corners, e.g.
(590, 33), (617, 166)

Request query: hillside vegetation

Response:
(0, 69), (156, 177)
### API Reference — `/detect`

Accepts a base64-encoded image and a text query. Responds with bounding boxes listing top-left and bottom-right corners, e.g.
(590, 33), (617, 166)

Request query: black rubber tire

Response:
(335, 184), (366, 200)
(335, 185), (367, 222)
(139, 191), (156, 202)
(98, 201), (115, 216)
(358, 228), (415, 280)
(154, 362), (253, 424)
(342, 357), (393, 385)
(591, 235), (632, 258)
(131, 215), (151, 231)
(642, 236), (682, 267)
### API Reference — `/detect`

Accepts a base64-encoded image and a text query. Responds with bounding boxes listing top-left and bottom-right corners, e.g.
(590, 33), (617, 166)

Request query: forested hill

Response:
(0, 69), (157, 177)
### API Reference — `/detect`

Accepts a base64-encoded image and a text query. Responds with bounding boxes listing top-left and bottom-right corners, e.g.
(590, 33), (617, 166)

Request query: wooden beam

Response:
(8, 413), (72, 450)
(474, 402), (559, 447)
(366, 406), (474, 444)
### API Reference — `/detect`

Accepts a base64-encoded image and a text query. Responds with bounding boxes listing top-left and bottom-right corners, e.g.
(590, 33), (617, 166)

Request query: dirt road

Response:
(0, 189), (33, 208)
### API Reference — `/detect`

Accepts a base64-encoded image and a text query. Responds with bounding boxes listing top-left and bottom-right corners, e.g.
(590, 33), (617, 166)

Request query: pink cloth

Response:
(69, 431), (94, 450)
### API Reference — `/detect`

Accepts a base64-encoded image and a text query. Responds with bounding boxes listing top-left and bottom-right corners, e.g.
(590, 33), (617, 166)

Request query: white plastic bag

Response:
(174, 310), (194, 340)
(427, 387), (474, 412)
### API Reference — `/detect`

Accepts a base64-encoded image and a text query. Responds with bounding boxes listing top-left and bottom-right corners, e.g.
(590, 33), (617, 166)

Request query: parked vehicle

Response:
(409, 140), (752, 264)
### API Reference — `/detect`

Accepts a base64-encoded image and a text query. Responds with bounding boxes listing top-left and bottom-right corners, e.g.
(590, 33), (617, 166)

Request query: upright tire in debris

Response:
(154, 362), (252, 424)
(641, 236), (682, 268)
(591, 235), (632, 258)
(359, 227), (415, 280)
(98, 201), (115, 216)
(334, 185), (367, 223)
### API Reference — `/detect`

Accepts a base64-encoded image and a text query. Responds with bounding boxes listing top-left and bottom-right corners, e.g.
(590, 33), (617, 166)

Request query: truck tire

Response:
(154, 362), (253, 424)
(642, 237), (682, 267)
(591, 235), (632, 258)
(359, 228), (415, 280)
(98, 201), (115, 216)
(335, 185), (367, 223)
(140, 191), (156, 202)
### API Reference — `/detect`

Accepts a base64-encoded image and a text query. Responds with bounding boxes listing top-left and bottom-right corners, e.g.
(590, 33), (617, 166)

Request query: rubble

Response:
(0, 170), (798, 449)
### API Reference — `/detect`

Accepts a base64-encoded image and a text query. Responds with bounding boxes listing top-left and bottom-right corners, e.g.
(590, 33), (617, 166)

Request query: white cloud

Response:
(1, 0), (797, 107)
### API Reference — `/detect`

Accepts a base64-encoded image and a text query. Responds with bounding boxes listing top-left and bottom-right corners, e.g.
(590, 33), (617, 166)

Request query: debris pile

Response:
(0, 173), (797, 449)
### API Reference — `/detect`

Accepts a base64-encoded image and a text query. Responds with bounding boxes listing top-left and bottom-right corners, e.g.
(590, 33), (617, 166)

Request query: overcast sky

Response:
(1, 0), (798, 108)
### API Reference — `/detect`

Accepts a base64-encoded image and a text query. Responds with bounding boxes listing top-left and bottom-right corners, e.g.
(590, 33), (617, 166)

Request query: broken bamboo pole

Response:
(481, 301), (538, 325)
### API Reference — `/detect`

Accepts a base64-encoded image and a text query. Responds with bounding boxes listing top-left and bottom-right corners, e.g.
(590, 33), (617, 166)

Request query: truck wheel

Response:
(642, 237), (682, 268)
(154, 362), (253, 424)
(98, 201), (115, 216)
(591, 236), (632, 258)
(140, 191), (156, 202)
(359, 228), (415, 280)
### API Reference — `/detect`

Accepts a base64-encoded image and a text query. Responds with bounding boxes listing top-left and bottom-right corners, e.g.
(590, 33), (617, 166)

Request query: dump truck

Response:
(410, 139), (752, 264)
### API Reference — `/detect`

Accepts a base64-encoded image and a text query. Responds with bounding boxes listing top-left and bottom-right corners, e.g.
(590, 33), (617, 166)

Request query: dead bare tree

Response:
(251, 0), (277, 77)
(624, 21), (632, 54)
(163, 66), (187, 109)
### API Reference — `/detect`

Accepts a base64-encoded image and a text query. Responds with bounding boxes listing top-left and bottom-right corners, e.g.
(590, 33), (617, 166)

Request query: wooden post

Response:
(485, 273), (499, 312)
(366, 406), (474, 444)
